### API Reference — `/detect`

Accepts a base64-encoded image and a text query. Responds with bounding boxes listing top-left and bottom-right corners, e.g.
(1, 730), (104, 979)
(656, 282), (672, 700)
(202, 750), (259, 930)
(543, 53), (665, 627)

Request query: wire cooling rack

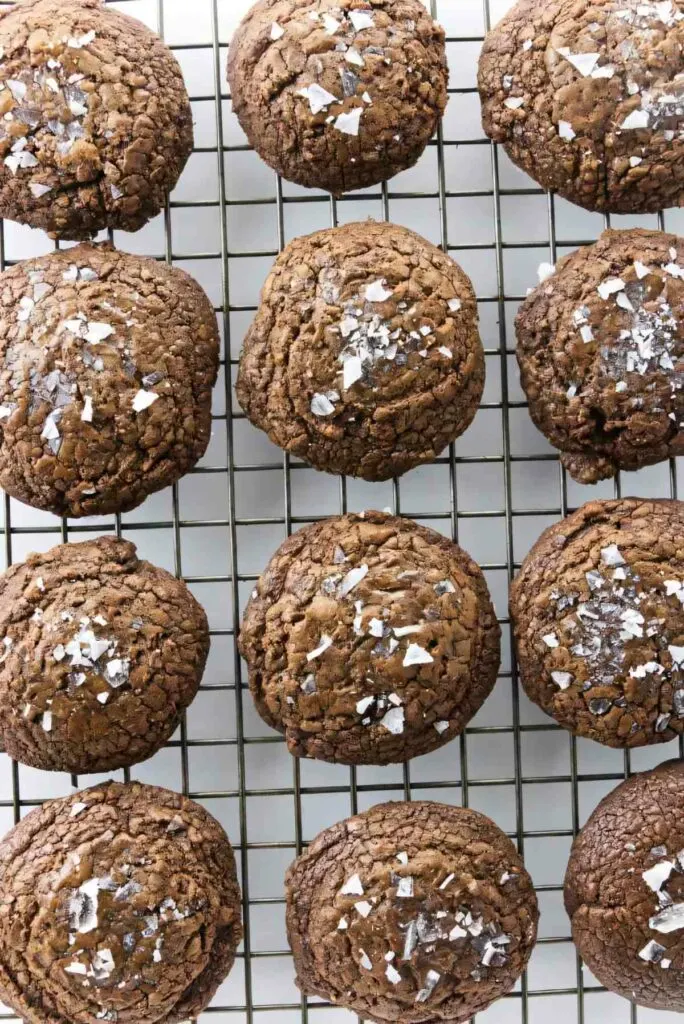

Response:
(1, 0), (684, 1022)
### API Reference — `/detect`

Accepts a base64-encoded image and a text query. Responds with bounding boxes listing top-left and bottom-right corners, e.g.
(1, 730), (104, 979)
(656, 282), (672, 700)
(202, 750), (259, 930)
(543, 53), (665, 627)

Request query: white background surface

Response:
(1, 0), (684, 1021)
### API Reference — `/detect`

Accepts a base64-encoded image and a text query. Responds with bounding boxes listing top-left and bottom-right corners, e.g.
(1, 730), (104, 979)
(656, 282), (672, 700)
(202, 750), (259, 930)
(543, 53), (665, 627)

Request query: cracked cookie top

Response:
(516, 229), (684, 483)
(228, 0), (448, 195)
(0, 780), (242, 1024)
(511, 498), (684, 748)
(0, 0), (193, 238)
(286, 800), (538, 1023)
(566, 759), (684, 1011)
(239, 511), (501, 765)
(0, 242), (219, 518)
(0, 536), (209, 774)
(479, 0), (684, 213)
(236, 221), (484, 481)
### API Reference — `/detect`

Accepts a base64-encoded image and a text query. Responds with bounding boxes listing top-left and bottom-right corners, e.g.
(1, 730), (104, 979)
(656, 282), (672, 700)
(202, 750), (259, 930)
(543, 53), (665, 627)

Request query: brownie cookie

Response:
(286, 800), (539, 1023)
(0, 0), (193, 239)
(0, 536), (209, 774)
(565, 759), (684, 1011)
(511, 498), (684, 748)
(479, 0), (684, 214)
(0, 780), (242, 1024)
(236, 221), (484, 481)
(0, 242), (219, 518)
(516, 229), (684, 484)
(239, 512), (501, 765)
(228, 0), (448, 196)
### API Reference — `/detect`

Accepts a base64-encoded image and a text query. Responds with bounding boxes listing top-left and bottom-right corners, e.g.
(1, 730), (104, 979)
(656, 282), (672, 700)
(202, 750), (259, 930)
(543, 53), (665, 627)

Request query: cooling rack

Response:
(0, 0), (683, 1021)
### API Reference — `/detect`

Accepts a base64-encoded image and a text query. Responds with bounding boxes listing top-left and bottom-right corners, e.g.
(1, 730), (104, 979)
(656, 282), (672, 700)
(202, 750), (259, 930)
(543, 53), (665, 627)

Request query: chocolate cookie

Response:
(511, 498), (684, 748)
(565, 759), (684, 1011)
(479, 0), (684, 214)
(516, 229), (684, 484)
(228, 0), (448, 196)
(0, 0), (193, 239)
(0, 780), (242, 1024)
(0, 242), (219, 518)
(286, 800), (539, 1023)
(236, 221), (484, 481)
(239, 511), (501, 765)
(0, 536), (209, 774)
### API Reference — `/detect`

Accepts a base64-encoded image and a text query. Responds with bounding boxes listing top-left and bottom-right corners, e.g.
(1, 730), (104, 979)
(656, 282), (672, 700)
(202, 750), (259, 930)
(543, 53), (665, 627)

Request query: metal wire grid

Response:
(0, 0), (680, 1021)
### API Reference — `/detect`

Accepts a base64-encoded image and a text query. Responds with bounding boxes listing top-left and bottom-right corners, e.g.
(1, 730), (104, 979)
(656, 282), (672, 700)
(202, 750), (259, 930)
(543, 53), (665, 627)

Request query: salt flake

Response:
(598, 278), (626, 300)
(562, 52), (600, 76)
(380, 706), (405, 734)
(311, 392), (337, 416)
(365, 279), (394, 302)
(339, 563), (368, 598)
(551, 671), (573, 689)
(132, 390), (158, 413)
(297, 83), (338, 115)
(341, 874), (364, 896)
(334, 107), (363, 136)
(403, 643), (434, 667)
(643, 861), (675, 892)
(307, 634), (333, 661)
(349, 10), (374, 31)
(621, 109), (650, 130)
(601, 544), (625, 566)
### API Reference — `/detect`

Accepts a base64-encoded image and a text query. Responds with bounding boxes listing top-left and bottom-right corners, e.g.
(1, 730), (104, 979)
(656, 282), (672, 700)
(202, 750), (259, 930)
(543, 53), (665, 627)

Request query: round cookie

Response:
(0, 535), (209, 774)
(479, 0), (684, 214)
(565, 759), (684, 1011)
(228, 0), (448, 196)
(0, 0), (193, 239)
(516, 229), (684, 484)
(286, 800), (539, 1023)
(239, 511), (501, 765)
(0, 242), (219, 518)
(0, 780), (243, 1024)
(236, 221), (484, 481)
(511, 498), (684, 749)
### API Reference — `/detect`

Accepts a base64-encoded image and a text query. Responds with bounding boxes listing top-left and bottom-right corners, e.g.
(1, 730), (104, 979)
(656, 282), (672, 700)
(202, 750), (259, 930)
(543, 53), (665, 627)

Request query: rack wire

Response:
(0, 0), (682, 1021)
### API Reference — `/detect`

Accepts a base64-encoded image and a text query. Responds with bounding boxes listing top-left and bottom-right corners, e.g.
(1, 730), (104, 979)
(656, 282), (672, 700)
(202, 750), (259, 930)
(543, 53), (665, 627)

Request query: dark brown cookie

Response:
(0, 0), (193, 239)
(0, 536), (209, 774)
(286, 800), (539, 1023)
(516, 229), (684, 484)
(236, 221), (484, 481)
(565, 759), (684, 1011)
(511, 498), (684, 748)
(0, 242), (219, 518)
(239, 512), (501, 765)
(479, 0), (684, 214)
(0, 780), (242, 1024)
(228, 0), (448, 196)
